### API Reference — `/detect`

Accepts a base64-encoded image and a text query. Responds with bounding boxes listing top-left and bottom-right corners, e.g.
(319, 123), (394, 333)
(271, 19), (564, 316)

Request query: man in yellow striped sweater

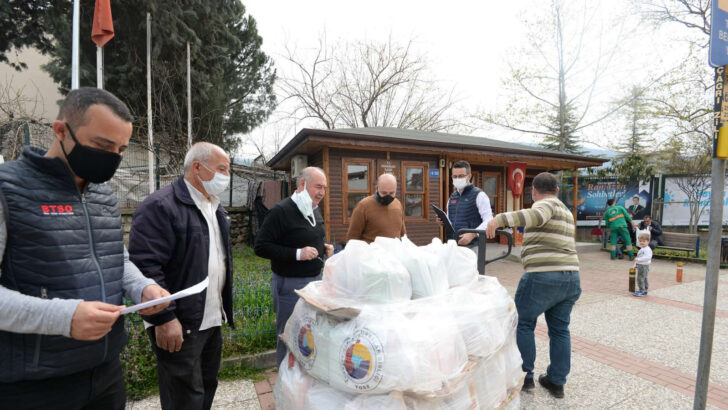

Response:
(486, 172), (581, 399)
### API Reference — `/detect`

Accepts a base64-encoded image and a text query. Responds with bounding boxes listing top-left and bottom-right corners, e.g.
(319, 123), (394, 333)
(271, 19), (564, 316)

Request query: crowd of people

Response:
(0, 87), (602, 407)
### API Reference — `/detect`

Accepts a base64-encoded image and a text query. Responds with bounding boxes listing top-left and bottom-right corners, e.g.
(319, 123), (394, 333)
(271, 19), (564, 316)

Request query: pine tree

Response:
(540, 103), (584, 154)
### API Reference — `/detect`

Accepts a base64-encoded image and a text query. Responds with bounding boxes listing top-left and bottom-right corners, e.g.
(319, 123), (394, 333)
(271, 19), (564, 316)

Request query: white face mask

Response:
(453, 177), (468, 191)
(199, 164), (230, 197)
(292, 182), (316, 226)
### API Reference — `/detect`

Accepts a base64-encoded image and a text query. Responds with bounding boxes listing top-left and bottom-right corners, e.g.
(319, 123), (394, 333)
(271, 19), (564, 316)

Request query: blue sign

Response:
(429, 169), (440, 178)
(710, 0), (728, 67)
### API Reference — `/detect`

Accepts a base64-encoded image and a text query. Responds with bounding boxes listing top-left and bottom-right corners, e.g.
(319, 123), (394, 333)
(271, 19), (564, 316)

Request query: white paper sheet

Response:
(121, 277), (209, 315)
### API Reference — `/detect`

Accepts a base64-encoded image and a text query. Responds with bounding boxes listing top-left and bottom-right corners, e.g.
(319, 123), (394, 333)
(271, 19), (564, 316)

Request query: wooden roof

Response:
(268, 127), (608, 170)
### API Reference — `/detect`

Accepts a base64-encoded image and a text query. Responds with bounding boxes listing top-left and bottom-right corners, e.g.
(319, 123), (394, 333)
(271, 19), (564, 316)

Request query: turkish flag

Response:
(507, 162), (527, 199)
(91, 0), (114, 48)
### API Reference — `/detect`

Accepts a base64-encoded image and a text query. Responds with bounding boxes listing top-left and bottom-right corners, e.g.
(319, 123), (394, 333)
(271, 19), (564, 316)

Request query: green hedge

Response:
(121, 246), (276, 400)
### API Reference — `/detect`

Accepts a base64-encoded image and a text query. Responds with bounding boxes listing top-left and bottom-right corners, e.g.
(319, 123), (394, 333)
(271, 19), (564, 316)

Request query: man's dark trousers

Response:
(147, 326), (222, 410)
(0, 358), (126, 410)
(272, 272), (321, 366)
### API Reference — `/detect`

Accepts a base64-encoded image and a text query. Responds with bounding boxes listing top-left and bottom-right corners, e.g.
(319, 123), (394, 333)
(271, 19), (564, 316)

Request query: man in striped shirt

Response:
(486, 172), (581, 399)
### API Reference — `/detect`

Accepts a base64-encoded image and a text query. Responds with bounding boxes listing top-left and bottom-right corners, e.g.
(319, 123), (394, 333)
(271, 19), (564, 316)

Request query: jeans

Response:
(147, 326), (222, 410)
(271, 272), (322, 366)
(0, 358), (126, 410)
(636, 264), (649, 292)
(515, 270), (581, 386)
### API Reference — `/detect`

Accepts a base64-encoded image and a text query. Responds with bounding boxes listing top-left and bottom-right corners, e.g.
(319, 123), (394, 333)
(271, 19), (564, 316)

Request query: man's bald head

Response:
(377, 173), (397, 197)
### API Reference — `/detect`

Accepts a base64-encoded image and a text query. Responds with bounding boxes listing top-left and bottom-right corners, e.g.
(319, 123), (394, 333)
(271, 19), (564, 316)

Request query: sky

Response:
(240, 0), (692, 158)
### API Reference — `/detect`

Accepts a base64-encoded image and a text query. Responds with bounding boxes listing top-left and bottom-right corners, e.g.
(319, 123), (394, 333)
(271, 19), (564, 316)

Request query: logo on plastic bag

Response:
(297, 317), (317, 369)
(339, 328), (384, 390)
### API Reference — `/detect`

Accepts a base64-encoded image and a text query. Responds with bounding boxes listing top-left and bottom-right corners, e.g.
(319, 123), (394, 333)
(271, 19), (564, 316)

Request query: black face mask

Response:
(376, 191), (395, 206)
(61, 122), (122, 184)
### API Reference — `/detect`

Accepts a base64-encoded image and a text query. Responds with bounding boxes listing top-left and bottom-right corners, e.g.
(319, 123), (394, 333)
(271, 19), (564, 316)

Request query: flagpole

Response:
(187, 41), (192, 149)
(97, 47), (103, 89)
(71, 0), (80, 89)
(147, 12), (155, 194)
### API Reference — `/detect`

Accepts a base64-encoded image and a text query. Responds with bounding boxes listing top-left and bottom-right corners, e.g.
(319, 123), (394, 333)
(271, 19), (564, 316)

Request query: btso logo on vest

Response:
(41, 205), (74, 216)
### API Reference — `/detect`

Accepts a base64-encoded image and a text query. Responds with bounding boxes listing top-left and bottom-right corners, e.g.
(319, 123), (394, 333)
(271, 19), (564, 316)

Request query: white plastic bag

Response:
(303, 382), (407, 410)
(374, 236), (449, 299)
(422, 238), (478, 287)
(273, 355), (314, 410)
(322, 240), (412, 304)
(304, 305), (468, 394)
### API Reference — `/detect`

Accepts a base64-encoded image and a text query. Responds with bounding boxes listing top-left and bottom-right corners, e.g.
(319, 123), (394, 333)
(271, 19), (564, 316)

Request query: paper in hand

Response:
(121, 277), (209, 315)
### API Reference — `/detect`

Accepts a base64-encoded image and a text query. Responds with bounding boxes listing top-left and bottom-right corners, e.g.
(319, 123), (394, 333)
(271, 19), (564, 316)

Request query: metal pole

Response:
(693, 158), (724, 409)
(97, 47), (103, 89)
(694, 64), (727, 410)
(147, 13), (154, 195)
(229, 170), (234, 207)
(71, 0), (80, 89)
(187, 41), (192, 149)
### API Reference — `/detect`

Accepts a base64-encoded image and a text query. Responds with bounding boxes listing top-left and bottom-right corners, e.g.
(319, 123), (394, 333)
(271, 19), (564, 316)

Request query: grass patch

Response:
(218, 362), (268, 382)
(123, 245), (276, 400)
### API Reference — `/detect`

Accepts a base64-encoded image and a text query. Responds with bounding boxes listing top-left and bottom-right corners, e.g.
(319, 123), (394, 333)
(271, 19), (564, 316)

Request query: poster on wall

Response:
(661, 176), (728, 226)
(562, 179), (651, 226)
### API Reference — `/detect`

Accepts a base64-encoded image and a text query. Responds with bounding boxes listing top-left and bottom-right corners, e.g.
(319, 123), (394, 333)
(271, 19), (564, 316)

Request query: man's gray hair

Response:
(296, 166), (325, 188)
(183, 142), (226, 173)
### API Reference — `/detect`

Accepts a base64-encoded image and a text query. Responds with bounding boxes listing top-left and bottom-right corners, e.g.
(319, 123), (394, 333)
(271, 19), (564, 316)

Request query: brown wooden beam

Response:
(323, 147), (331, 241)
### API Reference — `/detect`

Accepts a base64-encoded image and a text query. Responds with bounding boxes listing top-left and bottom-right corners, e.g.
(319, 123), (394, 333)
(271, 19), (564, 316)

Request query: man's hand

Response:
(648, 226), (652, 231)
(70, 301), (123, 341)
(457, 232), (477, 246)
(485, 218), (500, 239)
(324, 243), (334, 257)
(300, 246), (319, 261)
(155, 318), (184, 353)
(138, 285), (171, 316)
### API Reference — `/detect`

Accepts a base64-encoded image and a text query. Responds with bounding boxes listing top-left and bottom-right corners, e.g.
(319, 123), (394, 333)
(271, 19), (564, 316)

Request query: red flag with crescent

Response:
(92, 0), (114, 48)
(508, 162), (527, 199)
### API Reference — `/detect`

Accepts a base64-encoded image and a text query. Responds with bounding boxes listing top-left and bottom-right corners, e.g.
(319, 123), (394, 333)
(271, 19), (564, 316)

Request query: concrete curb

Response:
(222, 350), (277, 370)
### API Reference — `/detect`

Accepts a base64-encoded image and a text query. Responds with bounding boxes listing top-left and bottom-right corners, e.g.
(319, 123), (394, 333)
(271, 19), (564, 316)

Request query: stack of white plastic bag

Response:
(274, 236), (523, 409)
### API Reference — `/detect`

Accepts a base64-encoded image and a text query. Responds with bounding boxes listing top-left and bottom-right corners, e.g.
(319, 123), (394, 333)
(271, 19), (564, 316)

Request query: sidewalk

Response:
(130, 246), (728, 409)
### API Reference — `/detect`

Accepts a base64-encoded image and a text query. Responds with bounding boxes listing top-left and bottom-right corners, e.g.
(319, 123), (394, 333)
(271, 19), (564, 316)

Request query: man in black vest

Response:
(130, 142), (235, 410)
(0, 88), (170, 409)
(446, 160), (494, 250)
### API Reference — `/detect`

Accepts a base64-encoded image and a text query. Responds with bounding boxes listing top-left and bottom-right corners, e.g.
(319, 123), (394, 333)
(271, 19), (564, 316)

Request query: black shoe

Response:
(522, 377), (535, 391)
(628, 254), (635, 261)
(539, 374), (564, 398)
(617, 253), (624, 260)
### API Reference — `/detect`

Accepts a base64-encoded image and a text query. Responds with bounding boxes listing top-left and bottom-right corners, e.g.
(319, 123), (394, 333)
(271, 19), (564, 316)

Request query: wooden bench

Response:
(656, 232), (700, 257)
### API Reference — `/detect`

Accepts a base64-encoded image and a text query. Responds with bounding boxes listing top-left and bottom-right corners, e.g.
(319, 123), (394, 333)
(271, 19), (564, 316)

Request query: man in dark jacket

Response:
(254, 167), (334, 366)
(0, 88), (169, 409)
(129, 142), (234, 410)
(638, 215), (665, 250)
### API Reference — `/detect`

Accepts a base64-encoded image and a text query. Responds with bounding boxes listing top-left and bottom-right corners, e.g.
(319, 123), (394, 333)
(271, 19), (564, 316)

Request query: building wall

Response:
(325, 148), (441, 246)
(0, 47), (64, 122)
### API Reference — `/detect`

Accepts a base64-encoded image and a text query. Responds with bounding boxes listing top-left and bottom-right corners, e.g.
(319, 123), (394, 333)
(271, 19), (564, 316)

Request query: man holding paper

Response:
(0, 88), (170, 409)
(130, 142), (234, 410)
